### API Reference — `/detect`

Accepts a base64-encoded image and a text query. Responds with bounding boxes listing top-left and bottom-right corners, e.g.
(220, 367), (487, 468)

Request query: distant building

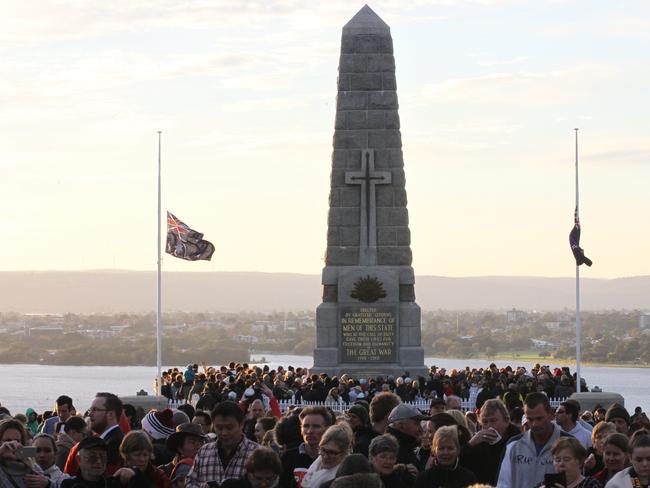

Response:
(640, 313), (650, 329)
(544, 322), (562, 331)
(28, 326), (64, 337)
(234, 335), (258, 344)
(507, 308), (526, 323)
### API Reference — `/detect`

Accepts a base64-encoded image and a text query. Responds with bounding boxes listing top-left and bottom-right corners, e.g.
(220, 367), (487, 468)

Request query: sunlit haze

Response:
(2, 1), (649, 278)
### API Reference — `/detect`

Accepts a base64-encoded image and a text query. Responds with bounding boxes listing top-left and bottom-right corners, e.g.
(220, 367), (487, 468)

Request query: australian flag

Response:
(166, 212), (215, 261)
(569, 207), (592, 267)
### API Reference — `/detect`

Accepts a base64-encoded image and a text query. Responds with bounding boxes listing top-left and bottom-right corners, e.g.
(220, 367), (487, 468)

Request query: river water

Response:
(2, 355), (648, 415)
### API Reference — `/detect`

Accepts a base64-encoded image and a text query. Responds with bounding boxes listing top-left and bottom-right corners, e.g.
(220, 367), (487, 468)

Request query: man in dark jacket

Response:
(385, 404), (430, 472)
(460, 398), (521, 485)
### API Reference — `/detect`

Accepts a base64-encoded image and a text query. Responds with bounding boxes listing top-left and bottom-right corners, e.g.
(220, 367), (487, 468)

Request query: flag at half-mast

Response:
(569, 207), (592, 267)
(166, 212), (215, 261)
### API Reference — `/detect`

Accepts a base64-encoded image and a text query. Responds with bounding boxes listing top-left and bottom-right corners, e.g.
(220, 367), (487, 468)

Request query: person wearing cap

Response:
(60, 437), (125, 487)
(496, 392), (572, 488)
(159, 423), (206, 487)
(605, 404), (631, 436)
(386, 404), (430, 472)
(185, 401), (259, 488)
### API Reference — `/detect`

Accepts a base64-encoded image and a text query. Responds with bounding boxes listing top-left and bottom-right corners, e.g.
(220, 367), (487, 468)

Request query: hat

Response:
(347, 405), (369, 425)
(165, 422), (206, 454)
(388, 404), (430, 423)
(227, 391), (237, 400)
(141, 409), (175, 440)
(605, 404), (630, 425)
(78, 437), (107, 451)
(172, 409), (191, 427)
(244, 387), (256, 397)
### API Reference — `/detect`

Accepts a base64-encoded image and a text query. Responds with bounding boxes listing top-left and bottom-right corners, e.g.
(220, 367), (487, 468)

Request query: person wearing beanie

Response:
(605, 404), (631, 435)
(345, 405), (373, 459)
(141, 408), (176, 466)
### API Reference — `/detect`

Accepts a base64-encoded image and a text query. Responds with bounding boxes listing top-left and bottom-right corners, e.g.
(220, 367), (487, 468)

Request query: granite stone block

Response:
(340, 34), (355, 54)
(339, 226), (361, 246)
(322, 285), (337, 302)
(339, 54), (367, 73)
(395, 227), (411, 246)
(367, 54), (395, 72)
(337, 74), (351, 91)
(399, 284), (416, 302)
(347, 112), (367, 130)
(377, 247), (412, 265)
(382, 72), (397, 90)
(350, 73), (382, 91)
(347, 150), (362, 169)
(332, 150), (347, 169)
(328, 189), (340, 207)
(368, 92), (398, 110)
(398, 267), (415, 284)
(377, 227), (397, 246)
(385, 111), (400, 129)
(379, 36), (394, 54)
(374, 148), (404, 169)
(354, 34), (382, 53)
(375, 186), (394, 206)
(399, 347), (424, 366)
(335, 112), (347, 130)
(367, 111), (386, 129)
(333, 130), (367, 149)
(394, 188), (407, 206)
(329, 207), (360, 226)
(326, 247), (359, 266)
(330, 169), (346, 187)
(399, 303), (421, 326)
(377, 207), (408, 227)
(327, 227), (339, 246)
(337, 92), (368, 110)
(369, 129), (401, 149)
(391, 168), (406, 186)
(313, 348), (339, 366)
(341, 187), (361, 207)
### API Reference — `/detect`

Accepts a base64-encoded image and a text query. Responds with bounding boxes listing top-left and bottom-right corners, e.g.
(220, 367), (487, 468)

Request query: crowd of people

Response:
(1, 361), (649, 488)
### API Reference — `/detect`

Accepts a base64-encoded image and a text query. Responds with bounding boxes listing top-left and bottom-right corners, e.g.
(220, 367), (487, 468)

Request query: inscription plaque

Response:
(340, 305), (397, 362)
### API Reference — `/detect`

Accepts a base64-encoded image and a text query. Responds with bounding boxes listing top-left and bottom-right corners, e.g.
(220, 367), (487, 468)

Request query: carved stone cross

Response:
(345, 149), (391, 265)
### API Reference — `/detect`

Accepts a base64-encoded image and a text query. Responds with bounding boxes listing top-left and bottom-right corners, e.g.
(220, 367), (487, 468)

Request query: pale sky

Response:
(1, 0), (649, 278)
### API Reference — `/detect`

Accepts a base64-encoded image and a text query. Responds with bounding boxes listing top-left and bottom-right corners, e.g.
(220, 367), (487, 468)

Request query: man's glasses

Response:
(89, 407), (108, 413)
(83, 452), (107, 464)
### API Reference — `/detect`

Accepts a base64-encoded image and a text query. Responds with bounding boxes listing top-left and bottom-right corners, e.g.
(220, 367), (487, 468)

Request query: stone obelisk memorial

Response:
(313, 5), (428, 377)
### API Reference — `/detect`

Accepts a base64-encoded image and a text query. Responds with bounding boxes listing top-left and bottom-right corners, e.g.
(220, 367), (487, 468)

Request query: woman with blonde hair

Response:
(302, 424), (353, 488)
(414, 425), (477, 488)
(585, 421), (617, 475)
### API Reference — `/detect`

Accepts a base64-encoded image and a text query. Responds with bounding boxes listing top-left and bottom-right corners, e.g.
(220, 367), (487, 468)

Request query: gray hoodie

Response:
(496, 424), (570, 488)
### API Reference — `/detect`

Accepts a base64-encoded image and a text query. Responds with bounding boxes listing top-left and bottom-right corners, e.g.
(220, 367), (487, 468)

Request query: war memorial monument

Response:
(313, 6), (428, 377)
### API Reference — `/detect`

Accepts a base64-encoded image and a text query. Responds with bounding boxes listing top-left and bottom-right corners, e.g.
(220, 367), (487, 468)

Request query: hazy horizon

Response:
(2, 2), (649, 280)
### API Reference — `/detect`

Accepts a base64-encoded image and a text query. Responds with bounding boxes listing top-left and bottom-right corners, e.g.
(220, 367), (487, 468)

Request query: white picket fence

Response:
(169, 396), (564, 413)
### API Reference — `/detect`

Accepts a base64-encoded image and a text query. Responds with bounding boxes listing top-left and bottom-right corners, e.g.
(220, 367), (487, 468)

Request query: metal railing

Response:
(168, 396), (565, 413)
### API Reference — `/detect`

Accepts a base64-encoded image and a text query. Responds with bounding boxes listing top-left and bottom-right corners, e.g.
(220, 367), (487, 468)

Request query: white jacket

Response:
(604, 467), (633, 488)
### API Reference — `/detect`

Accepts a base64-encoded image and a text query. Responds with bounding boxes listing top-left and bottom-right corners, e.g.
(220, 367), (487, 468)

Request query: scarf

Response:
(301, 456), (338, 488)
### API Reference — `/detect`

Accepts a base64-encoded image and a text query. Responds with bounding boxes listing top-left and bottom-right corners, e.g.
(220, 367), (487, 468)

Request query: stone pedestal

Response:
(313, 6), (427, 378)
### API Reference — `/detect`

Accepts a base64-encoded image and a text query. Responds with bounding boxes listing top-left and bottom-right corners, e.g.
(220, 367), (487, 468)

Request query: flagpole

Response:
(156, 131), (162, 394)
(574, 128), (582, 394)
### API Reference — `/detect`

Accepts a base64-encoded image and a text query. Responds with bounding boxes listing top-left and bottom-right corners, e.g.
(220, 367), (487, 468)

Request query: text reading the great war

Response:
(340, 306), (397, 362)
